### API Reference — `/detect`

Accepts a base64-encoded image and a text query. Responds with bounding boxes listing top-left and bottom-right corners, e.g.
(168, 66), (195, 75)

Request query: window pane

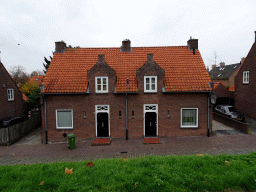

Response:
(103, 85), (107, 90)
(152, 84), (155, 90)
(97, 78), (101, 85)
(146, 84), (150, 90)
(103, 78), (106, 84)
(146, 78), (149, 83)
(57, 111), (72, 127)
(97, 85), (101, 90)
(182, 109), (197, 126)
(151, 78), (155, 83)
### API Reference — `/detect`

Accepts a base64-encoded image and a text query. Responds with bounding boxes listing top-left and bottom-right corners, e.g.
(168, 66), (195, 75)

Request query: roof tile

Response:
(42, 46), (211, 93)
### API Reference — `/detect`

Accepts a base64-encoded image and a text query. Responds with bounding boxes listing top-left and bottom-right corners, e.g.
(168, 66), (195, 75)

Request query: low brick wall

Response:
(0, 111), (41, 146)
(213, 112), (250, 134)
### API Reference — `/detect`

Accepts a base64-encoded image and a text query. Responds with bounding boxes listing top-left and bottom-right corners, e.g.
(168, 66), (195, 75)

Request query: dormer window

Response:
(144, 76), (157, 92)
(243, 71), (249, 84)
(35, 78), (38, 81)
(95, 76), (108, 93)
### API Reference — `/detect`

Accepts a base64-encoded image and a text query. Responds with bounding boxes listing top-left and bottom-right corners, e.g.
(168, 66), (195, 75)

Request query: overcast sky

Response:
(0, 0), (255, 74)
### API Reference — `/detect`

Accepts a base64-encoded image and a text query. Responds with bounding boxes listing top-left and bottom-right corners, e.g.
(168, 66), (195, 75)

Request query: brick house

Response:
(235, 31), (256, 119)
(209, 62), (242, 88)
(0, 62), (26, 126)
(29, 75), (44, 85)
(40, 38), (213, 144)
(212, 82), (234, 106)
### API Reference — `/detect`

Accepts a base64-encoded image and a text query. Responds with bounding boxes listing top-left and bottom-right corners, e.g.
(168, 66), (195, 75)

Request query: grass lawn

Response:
(1, 153), (256, 192)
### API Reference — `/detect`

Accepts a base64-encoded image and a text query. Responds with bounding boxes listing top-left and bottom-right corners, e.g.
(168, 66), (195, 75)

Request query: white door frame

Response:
(143, 104), (158, 137)
(95, 105), (110, 137)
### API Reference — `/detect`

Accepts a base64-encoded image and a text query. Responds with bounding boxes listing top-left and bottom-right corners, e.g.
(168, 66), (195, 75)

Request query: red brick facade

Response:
(41, 93), (212, 143)
(0, 62), (25, 121)
(235, 33), (256, 119)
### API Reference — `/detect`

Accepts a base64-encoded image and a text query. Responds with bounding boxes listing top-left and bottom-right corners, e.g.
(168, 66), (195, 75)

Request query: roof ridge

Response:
(66, 45), (188, 49)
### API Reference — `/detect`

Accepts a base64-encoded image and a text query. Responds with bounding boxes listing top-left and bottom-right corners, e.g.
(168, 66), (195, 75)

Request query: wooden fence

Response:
(0, 111), (41, 146)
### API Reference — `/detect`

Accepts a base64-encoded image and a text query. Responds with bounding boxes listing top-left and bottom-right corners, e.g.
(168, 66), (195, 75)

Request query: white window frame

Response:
(95, 76), (108, 93)
(144, 76), (157, 92)
(243, 71), (249, 84)
(56, 109), (73, 129)
(181, 108), (198, 128)
(7, 89), (14, 101)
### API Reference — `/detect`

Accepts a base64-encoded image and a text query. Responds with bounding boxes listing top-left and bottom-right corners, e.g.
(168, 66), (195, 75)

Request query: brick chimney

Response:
(55, 41), (66, 53)
(212, 65), (216, 69)
(241, 57), (245, 64)
(121, 39), (131, 52)
(187, 37), (198, 54)
(220, 62), (225, 67)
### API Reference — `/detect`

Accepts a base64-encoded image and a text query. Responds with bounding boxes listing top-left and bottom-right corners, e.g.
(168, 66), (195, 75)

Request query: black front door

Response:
(97, 113), (109, 137)
(145, 112), (157, 137)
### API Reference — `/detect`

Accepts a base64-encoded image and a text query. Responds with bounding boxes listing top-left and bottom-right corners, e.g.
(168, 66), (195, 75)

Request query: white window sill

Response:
(180, 126), (198, 128)
(56, 127), (73, 129)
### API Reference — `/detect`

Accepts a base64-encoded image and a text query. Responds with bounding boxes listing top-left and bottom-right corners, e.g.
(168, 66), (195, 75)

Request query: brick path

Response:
(1, 133), (256, 166)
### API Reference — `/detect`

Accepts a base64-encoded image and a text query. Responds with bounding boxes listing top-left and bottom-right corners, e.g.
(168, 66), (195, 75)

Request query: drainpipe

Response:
(126, 93), (128, 140)
(207, 94), (210, 137)
(44, 96), (48, 144)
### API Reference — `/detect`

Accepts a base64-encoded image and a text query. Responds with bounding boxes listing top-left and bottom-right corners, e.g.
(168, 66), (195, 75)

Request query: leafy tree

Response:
(43, 56), (52, 74)
(9, 65), (29, 87)
(20, 81), (40, 109)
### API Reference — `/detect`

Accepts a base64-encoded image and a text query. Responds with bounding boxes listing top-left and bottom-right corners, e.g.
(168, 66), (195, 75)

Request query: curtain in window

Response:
(182, 109), (197, 126)
(57, 111), (72, 128)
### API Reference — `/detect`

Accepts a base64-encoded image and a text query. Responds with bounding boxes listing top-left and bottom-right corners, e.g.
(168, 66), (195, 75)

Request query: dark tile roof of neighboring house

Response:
(42, 45), (211, 93)
(209, 63), (241, 80)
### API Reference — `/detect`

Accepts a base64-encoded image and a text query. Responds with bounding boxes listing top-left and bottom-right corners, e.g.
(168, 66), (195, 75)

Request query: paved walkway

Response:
(1, 121), (256, 166)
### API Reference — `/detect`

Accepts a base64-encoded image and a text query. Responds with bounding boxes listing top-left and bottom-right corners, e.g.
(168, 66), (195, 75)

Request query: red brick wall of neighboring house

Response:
(229, 71), (239, 88)
(235, 42), (256, 119)
(0, 63), (24, 120)
(212, 79), (229, 87)
(41, 55), (212, 143)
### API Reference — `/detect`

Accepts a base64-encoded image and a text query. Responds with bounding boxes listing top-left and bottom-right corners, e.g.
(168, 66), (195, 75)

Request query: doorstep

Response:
(92, 138), (111, 146)
(143, 138), (161, 144)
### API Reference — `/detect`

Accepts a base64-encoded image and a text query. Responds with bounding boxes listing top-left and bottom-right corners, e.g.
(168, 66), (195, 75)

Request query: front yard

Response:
(1, 153), (256, 191)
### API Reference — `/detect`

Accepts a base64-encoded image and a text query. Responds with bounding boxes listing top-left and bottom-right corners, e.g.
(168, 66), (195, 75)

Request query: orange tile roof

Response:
(42, 46), (211, 93)
(213, 82), (222, 90)
(30, 75), (44, 84)
(22, 93), (28, 101)
(229, 84), (235, 92)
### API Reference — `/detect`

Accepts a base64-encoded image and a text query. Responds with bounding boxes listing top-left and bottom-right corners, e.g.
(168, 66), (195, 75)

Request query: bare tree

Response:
(30, 70), (44, 77)
(9, 65), (29, 87)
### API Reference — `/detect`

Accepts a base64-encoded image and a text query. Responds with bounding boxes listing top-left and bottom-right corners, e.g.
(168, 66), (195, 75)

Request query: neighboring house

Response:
(228, 84), (235, 93)
(212, 82), (234, 106)
(40, 38), (212, 143)
(30, 75), (44, 85)
(209, 62), (242, 88)
(0, 62), (26, 124)
(235, 31), (256, 119)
